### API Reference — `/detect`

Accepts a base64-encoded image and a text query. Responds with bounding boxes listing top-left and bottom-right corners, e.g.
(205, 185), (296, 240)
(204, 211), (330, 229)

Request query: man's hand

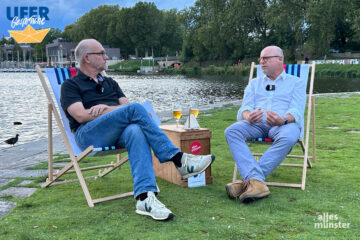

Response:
(243, 109), (263, 123)
(88, 104), (109, 117)
(119, 97), (130, 105)
(266, 110), (283, 126)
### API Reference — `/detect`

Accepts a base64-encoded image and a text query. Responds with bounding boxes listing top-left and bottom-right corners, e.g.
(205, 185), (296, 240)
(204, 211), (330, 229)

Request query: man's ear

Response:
(279, 56), (284, 63)
(83, 54), (90, 64)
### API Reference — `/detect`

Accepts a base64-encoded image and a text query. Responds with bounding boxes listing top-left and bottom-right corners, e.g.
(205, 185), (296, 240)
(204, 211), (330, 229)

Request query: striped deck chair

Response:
(36, 65), (160, 207)
(232, 62), (316, 190)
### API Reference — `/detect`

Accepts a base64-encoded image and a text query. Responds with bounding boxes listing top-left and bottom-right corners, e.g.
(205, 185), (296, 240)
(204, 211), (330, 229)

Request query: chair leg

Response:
(48, 104), (54, 182)
(232, 163), (238, 183)
(99, 155), (129, 178)
(300, 153), (308, 190)
(71, 155), (95, 207)
(312, 96), (316, 163)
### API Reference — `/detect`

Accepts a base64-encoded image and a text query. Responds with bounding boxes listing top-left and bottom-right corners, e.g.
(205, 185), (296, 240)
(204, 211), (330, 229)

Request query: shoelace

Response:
(242, 179), (251, 191)
(147, 194), (165, 208)
(182, 154), (201, 167)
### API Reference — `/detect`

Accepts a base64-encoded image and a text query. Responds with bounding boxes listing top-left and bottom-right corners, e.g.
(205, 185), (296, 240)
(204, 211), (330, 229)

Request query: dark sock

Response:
(136, 192), (148, 201)
(170, 152), (183, 168)
(136, 192), (158, 201)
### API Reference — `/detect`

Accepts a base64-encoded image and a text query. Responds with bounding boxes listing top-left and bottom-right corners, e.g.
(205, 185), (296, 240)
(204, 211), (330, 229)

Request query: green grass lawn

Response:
(1, 94), (359, 240)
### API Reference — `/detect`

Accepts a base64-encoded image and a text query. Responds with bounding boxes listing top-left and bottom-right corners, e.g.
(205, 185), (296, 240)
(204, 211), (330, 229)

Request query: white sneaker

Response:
(177, 153), (215, 179)
(135, 192), (174, 221)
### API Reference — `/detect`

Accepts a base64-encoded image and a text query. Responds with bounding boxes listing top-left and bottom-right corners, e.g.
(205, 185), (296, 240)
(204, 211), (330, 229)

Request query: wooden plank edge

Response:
(92, 192), (134, 204)
(265, 182), (302, 188)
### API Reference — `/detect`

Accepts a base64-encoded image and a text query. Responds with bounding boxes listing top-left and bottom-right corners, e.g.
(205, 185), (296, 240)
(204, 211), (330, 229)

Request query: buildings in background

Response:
(45, 38), (121, 67)
(0, 38), (121, 68)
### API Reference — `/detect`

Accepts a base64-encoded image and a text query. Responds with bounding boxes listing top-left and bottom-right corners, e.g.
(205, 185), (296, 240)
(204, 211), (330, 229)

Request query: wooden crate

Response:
(152, 124), (213, 187)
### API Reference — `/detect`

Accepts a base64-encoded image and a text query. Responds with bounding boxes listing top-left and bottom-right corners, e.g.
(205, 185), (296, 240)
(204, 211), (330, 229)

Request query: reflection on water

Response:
(111, 74), (248, 112)
(0, 72), (359, 150)
(0, 73), (247, 150)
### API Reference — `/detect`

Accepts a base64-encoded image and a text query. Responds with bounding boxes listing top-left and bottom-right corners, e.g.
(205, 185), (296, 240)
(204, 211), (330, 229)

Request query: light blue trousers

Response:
(75, 103), (180, 198)
(225, 120), (300, 182)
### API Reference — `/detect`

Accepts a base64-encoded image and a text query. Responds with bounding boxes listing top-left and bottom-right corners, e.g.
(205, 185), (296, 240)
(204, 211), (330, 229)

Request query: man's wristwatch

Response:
(283, 117), (288, 125)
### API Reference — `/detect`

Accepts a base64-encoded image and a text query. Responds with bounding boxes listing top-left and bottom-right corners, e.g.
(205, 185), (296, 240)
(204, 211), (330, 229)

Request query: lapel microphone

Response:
(96, 74), (104, 94)
(266, 84), (275, 91)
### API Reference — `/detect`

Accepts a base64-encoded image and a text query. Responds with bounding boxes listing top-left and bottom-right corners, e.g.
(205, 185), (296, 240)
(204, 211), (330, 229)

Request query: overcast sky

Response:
(1, 0), (196, 37)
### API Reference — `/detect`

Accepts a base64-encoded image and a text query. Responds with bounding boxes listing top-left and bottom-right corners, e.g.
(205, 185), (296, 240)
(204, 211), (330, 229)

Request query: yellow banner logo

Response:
(8, 25), (50, 43)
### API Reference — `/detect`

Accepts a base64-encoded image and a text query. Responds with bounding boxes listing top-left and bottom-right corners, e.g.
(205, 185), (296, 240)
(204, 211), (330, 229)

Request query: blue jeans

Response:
(75, 103), (180, 198)
(224, 121), (300, 183)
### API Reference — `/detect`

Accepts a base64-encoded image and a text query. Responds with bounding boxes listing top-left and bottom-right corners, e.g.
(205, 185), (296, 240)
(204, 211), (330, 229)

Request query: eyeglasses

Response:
(87, 51), (107, 57)
(258, 56), (280, 63)
(96, 75), (104, 94)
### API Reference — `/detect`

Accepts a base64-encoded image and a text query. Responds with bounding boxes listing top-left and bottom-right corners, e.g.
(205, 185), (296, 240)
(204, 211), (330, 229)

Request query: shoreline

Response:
(1, 91), (359, 152)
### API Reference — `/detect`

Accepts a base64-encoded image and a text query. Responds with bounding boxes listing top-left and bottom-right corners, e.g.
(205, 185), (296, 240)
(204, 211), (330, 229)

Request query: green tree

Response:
(266, 0), (308, 61)
(306, 0), (350, 56)
(125, 2), (164, 57)
(180, 0), (230, 62)
(74, 5), (120, 45)
(114, 7), (136, 58)
(159, 9), (183, 56)
(181, 0), (270, 63)
(62, 24), (79, 42)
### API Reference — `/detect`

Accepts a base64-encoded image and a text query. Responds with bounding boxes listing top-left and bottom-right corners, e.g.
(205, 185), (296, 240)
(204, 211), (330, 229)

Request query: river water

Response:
(0, 72), (359, 150)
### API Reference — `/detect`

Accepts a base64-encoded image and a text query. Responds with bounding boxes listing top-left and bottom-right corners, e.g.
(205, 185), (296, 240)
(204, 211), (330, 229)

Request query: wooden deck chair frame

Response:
(36, 65), (133, 207)
(232, 61), (316, 190)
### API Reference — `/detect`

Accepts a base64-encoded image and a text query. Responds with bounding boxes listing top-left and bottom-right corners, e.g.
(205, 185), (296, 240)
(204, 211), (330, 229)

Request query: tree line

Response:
(181, 0), (360, 63)
(2, 0), (360, 64)
(62, 2), (182, 59)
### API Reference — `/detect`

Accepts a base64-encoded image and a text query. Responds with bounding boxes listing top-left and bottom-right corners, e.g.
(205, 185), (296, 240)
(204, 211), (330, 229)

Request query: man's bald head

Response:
(261, 46), (284, 63)
(75, 39), (102, 67)
(259, 46), (284, 80)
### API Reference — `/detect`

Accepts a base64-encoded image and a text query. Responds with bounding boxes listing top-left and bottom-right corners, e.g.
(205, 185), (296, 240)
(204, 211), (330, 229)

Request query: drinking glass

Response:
(189, 101), (199, 118)
(172, 103), (182, 129)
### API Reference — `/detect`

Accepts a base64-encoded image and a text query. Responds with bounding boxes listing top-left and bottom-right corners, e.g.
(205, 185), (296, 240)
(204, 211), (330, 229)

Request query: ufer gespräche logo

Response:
(6, 6), (51, 43)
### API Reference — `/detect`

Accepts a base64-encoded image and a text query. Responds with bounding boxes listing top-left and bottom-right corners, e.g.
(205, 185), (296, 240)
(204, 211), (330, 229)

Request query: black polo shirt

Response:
(60, 70), (126, 132)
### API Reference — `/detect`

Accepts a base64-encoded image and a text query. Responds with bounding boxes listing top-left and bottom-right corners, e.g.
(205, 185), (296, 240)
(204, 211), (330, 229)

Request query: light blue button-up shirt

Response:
(237, 71), (306, 130)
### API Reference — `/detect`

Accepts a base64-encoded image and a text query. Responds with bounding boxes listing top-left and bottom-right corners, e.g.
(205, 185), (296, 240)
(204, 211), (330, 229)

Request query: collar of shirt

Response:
(263, 70), (286, 84)
(76, 70), (104, 82)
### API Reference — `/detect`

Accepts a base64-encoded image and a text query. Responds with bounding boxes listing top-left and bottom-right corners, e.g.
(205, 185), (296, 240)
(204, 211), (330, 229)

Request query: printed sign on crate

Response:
(188, 171), (206, 188)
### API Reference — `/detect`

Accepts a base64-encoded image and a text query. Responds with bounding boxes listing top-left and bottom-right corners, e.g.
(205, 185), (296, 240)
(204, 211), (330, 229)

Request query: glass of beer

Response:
(189, 101), (199, 118)
(172, 103), (182, 129)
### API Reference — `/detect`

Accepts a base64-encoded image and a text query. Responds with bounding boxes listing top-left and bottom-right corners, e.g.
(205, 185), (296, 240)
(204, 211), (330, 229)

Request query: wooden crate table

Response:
(152, 124), (213, 187)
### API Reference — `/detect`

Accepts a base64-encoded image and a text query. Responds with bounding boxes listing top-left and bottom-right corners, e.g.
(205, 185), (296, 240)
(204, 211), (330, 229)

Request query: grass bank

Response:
(315, 64), (360, 78)
(107, 60), (250, 76)
(163, 65), (250, 77)
(1, 94), (359, 239)
(108, 60), (360, 79)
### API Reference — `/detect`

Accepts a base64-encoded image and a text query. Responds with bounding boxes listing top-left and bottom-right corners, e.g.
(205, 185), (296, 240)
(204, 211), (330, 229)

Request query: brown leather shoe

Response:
(239, 179), (270, 203)
(225, 181), (245, 199)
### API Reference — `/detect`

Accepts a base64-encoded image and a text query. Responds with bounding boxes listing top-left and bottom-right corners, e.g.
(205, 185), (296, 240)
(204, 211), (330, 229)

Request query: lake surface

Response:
(0, 72), (359, 150)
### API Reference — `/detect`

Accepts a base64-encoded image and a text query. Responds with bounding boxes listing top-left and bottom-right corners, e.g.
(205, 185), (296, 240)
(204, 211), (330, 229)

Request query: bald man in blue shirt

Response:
(224, 46), (306, 203)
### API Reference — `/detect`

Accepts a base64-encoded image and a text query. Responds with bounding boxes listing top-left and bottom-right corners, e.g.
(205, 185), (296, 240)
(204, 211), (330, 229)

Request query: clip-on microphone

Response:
(266, 84), (275, 91)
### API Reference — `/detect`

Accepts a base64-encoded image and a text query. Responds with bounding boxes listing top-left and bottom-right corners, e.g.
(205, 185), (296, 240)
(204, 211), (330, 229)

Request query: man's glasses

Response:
(96, 75), (104, 94)
(87, 51), (107, 58)
(258, 56), (280, 63)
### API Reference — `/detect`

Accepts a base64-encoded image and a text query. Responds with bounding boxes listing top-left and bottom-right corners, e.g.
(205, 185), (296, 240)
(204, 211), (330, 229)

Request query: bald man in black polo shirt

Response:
(60, 39), (215, 221)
